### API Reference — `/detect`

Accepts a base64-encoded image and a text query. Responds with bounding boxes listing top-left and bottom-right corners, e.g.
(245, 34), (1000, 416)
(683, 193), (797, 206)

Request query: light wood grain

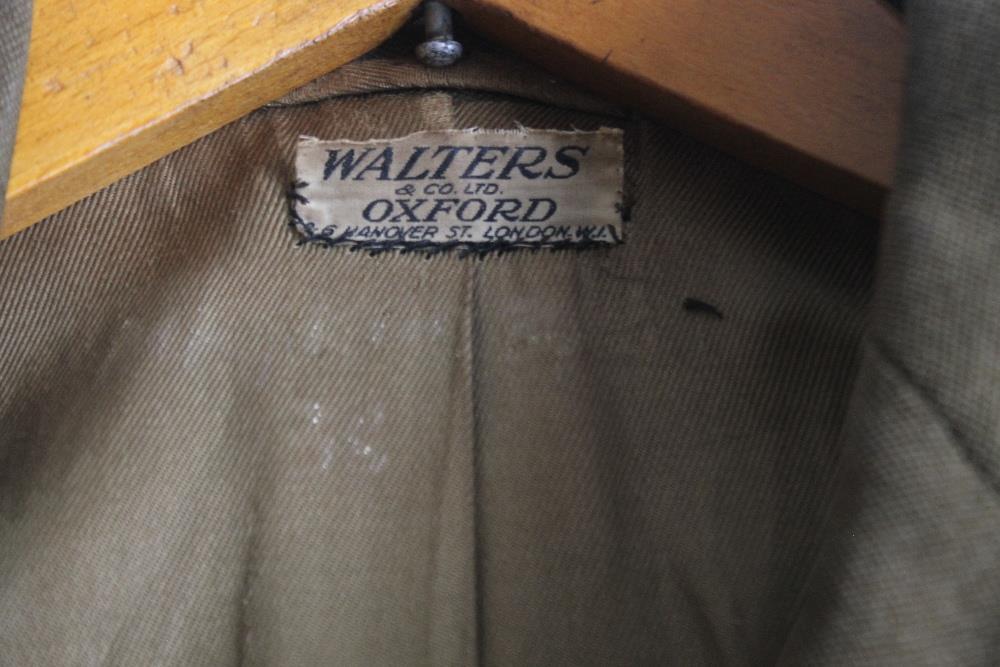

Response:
(4, 0), (905, 238)
(1, 0), (420, 238)
(449, 0), (907, 215)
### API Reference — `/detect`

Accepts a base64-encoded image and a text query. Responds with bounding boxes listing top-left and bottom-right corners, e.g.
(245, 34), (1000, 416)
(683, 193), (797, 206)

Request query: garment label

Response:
(290, 128), (623, 252)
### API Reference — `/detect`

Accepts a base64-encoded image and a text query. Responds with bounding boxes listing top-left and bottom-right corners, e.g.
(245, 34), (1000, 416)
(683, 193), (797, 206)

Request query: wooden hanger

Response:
(1, 0), (905, 239)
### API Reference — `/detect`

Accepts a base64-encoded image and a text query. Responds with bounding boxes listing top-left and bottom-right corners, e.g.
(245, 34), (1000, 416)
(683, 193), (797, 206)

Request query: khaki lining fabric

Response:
(0, 40), (876, 663)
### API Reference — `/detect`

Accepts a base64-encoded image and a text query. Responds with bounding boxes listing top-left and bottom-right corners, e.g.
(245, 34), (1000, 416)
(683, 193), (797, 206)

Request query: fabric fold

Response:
(782, 1), (1000, 663)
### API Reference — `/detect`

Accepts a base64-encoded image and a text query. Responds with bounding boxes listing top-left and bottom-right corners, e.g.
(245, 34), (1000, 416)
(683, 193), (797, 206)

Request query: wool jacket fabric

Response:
(0, 2), (997, 664)
(0, 0), (30, 224)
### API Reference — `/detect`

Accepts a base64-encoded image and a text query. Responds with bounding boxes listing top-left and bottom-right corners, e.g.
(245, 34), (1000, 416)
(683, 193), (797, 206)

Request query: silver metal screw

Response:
(415, 1), (463, 67)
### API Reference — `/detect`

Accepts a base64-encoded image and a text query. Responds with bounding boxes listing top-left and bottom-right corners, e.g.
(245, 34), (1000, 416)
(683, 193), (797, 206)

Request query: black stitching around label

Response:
(288, 129), (626, 257)
(286, 180), (622, 258)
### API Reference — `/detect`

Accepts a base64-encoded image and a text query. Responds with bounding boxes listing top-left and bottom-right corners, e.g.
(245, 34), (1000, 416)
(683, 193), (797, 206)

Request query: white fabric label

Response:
(290, 128), (624, 252)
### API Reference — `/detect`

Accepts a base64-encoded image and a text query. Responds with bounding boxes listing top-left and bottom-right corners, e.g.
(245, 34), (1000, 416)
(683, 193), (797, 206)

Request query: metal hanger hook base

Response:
(415, 1), (463, 67)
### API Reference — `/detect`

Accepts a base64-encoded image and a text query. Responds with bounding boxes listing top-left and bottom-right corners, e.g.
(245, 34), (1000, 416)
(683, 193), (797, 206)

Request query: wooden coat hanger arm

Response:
(2, 0), (905, 239)
(447, 0), (906, 217)
(1, 0), (420, 240)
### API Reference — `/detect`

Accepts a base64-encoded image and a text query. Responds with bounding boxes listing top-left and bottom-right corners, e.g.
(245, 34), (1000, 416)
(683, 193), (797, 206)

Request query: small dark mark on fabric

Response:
(683, 298), (723, 319)
(601, 50), (613, 64)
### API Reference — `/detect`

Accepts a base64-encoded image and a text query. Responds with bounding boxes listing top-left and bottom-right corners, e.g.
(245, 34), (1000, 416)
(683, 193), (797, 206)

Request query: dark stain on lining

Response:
(683, 298), (724, 320)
